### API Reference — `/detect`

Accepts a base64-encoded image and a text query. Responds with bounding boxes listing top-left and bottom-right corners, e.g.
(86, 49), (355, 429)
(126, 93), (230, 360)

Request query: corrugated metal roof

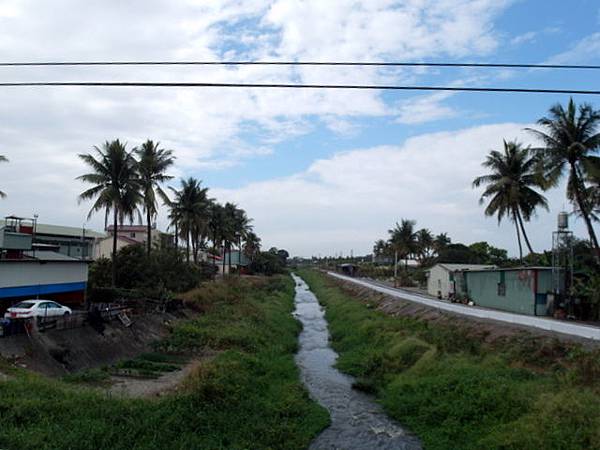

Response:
(438, 263), (497, 272)
(22, 250), (86, 262)
(465, 266), (552, 272)
(106, 224), (148, 232)
(0, 220), (105, 239)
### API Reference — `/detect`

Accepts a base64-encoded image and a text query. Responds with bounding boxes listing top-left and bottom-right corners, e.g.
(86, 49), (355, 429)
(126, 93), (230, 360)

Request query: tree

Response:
(0, 155), (7, 198)
(527, 99), (600, 259)
(222, 202), (238, 274)
(243, 231), (261, 261)
(468, 241), (508, 265)
(78, 140), (142, 286)
(233, 206), (253, 274)
(473, 140), (548, 261)
(373, 239), (390, 260)
(388, 219), (417, 270)
(434, 233), (451, 254)
(415, 228), (435, 266)
(208, 201), (225, 270)
(168, 178), (210, 263)
(581, 158), (600, 222)
(135, 140), (175, 255)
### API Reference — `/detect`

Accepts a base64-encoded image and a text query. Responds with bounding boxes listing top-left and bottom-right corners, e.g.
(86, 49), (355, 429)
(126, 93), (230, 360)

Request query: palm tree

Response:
(78, 140), (142, 286)
(168, 178), (210, 263)
(372, 239), (389, 261)
(415, 228), (435, 266)
(135, 140), (175, 255)
(433, 233), (451, 255)
(473, 140), (548, 261)
(527, 99), (600, 258)
(233, 207), (252, 274)
(166, 197), (182, 252)
(583, 159), (600, 222)
(208, 201), (225, 271)
(0, 155), (8, 198)
(243, 231), (261, 261)
(222, 202), (238, 274)
(388, 219), (417, 271)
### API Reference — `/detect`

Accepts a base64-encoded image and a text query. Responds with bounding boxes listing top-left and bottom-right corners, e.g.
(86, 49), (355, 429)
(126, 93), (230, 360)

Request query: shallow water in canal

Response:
(292, 274), (422, 450)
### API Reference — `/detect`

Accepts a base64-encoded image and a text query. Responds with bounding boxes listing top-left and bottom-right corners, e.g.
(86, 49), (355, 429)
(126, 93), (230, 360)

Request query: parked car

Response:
(4, 300), (72, 319)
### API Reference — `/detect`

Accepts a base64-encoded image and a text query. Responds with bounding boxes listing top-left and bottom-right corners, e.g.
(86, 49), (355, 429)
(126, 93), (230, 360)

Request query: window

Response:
(13, 301), (35, 309)
(131, 232), (136, 238)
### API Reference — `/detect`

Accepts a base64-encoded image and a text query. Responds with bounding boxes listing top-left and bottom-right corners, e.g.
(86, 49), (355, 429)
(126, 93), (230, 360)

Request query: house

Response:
(105, 224), (158, 245)
(458, 267), (554, 316)
(94, 224), (172, 259)
(426, 263), (496, 299)
(0, 217), (88, 313)
(93, 235), (141, 259)
(0, 216), (104, 260)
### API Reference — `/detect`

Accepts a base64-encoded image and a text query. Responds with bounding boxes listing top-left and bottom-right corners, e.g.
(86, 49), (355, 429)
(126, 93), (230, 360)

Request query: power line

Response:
(0, 61), (599, 70)
(0, 81), (598, 95)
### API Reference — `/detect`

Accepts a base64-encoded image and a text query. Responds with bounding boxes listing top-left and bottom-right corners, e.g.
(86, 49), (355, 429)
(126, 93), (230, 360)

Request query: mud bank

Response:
(0, 311), (192, 376)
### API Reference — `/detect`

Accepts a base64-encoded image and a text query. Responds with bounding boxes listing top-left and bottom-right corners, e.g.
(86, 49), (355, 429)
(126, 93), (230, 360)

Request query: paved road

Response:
(328, 272), (600, 342)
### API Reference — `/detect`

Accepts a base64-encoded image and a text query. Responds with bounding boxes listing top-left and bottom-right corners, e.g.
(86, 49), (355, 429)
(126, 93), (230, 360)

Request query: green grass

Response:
(0, 275), (329, 450)
(298, 269), (600, 450)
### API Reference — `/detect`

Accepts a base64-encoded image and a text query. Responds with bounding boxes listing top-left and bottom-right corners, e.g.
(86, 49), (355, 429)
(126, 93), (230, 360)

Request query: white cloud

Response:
(511, 31), (537, 45)
(213, 123), (585, 257)
(546, 32), (600, 64)
(0, 0), (526, 246)
(395, 92), (457, 124)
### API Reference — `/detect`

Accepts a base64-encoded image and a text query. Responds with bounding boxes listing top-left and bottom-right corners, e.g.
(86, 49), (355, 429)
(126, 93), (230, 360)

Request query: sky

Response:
(0, 0), (599, 257)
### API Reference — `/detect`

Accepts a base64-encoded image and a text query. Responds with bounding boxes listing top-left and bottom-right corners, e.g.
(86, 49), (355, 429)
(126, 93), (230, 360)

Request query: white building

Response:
(93, 235), (140, 259)
(94, 225), (170, 259)
(426, 263), (496, 299)
(0, 218), (89, 312)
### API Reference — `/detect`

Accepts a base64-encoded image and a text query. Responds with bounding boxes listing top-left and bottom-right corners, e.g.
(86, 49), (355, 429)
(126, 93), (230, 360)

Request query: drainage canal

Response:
(292, 274), (421, 450)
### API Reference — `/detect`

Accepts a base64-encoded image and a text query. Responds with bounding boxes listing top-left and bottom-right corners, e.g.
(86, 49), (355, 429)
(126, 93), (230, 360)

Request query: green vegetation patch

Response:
(298, 269), (600, 450)
(0, 275), (328, 450)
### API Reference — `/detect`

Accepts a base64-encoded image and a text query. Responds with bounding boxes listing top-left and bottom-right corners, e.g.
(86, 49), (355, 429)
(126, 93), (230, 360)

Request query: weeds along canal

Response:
(292, 274), (421, 450)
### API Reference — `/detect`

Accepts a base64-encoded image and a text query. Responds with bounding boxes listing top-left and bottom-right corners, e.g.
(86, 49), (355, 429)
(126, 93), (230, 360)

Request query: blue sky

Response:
(0, 0), (599, 256)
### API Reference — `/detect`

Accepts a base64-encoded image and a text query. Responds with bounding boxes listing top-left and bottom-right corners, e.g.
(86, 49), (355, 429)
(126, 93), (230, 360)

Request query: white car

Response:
(4, 300), (72, 319)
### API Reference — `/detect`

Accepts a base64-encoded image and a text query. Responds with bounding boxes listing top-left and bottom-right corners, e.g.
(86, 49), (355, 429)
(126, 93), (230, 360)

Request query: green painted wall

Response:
(464, 269), (551, 316)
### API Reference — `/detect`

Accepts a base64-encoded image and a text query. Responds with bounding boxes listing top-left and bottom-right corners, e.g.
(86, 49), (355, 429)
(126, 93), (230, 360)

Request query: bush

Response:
(87, 245), (215, 299)
(249, 251), (287, 275)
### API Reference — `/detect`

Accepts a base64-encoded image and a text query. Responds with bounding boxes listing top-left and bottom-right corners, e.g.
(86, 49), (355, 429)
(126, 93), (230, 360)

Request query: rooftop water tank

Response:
(558, 211), (569, 230)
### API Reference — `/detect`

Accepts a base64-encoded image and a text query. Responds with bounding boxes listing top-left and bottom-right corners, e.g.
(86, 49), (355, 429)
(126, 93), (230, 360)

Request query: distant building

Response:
(457, 267), (554, 316)
(427, 263), (496, 299)
(105, 224), (157, 244)
(0, 217), (88, 312)
(0, 216), (104, 260)
(217, 251), (249, 275)
(93, 235), (141, 259)
(94, 224), (172, 259)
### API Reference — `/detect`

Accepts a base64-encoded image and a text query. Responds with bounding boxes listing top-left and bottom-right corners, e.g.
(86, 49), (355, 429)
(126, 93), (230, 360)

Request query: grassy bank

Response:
(298, 269), (600, 450)
(0, 275), (328, 450)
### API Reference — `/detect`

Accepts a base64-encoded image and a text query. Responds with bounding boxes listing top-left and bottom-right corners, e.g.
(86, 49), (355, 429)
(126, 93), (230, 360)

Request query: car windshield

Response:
(12, 301), (36, 309)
